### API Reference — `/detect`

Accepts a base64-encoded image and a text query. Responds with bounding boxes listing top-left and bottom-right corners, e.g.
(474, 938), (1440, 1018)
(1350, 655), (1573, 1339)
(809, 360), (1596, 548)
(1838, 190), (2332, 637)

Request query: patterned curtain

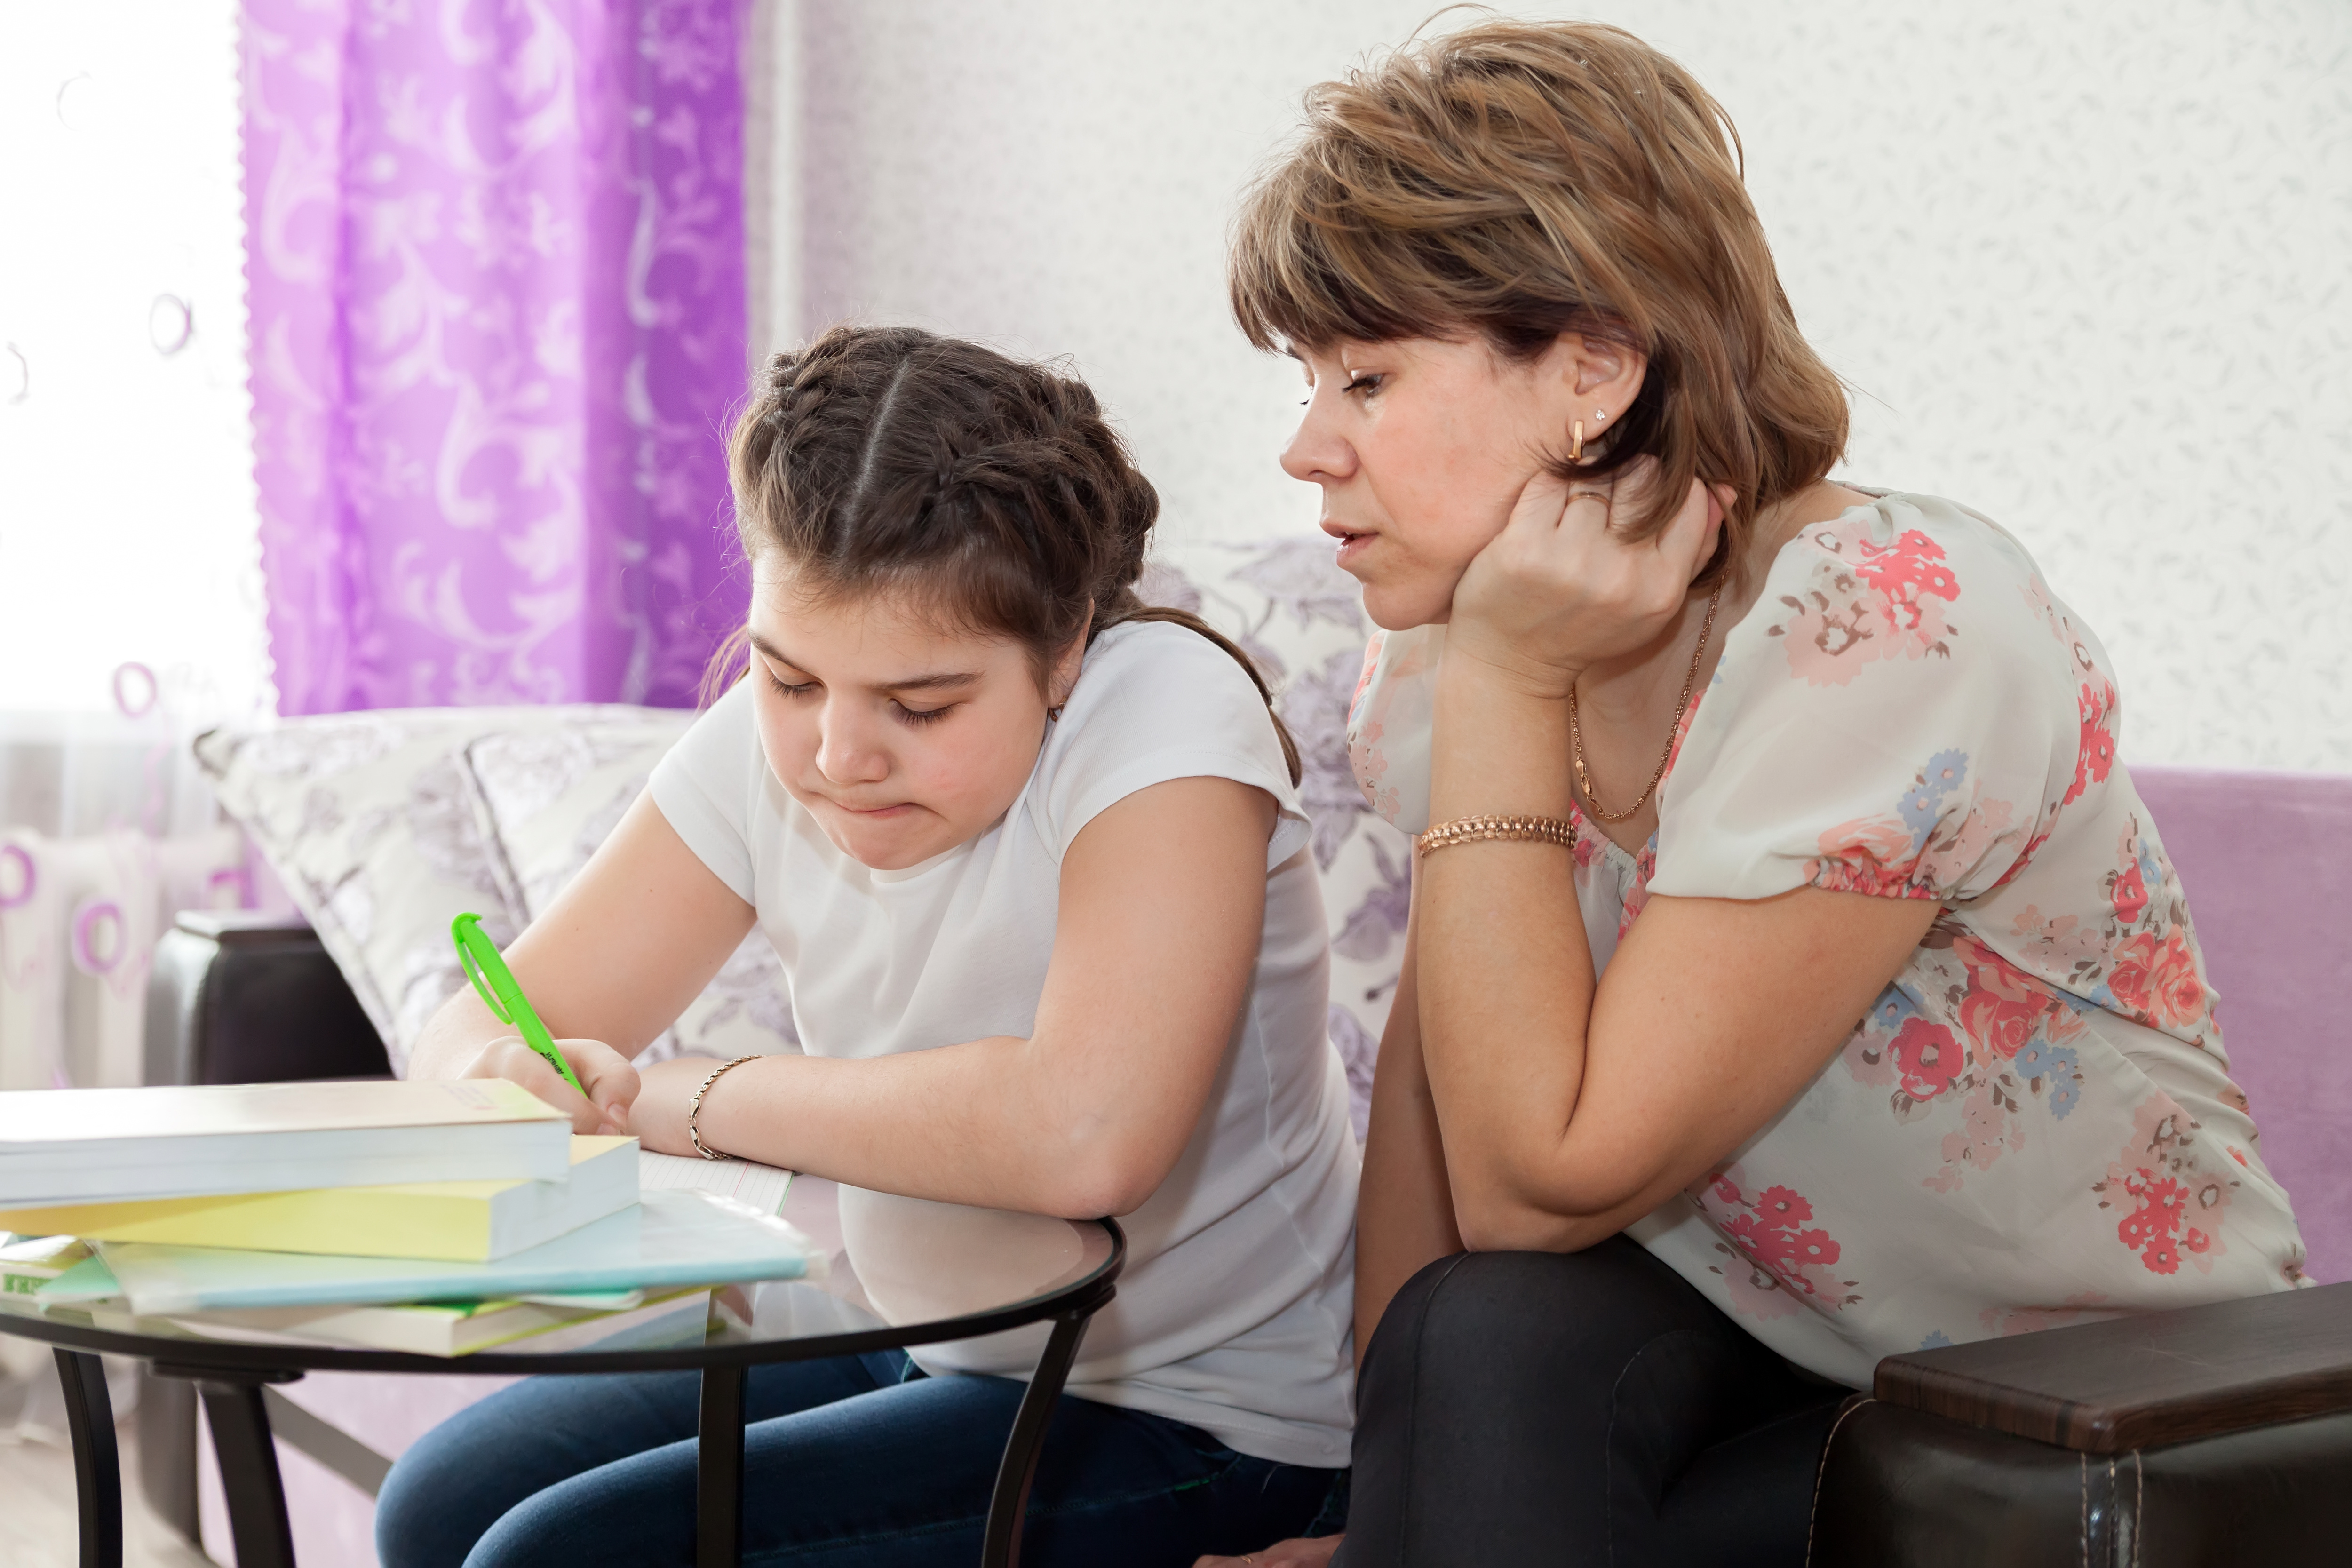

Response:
(240, 0), (750, 713)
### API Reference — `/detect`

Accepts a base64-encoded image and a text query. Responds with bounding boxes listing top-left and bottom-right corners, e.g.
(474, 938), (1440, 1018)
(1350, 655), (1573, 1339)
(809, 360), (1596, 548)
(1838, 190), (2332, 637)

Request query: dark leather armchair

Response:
(1810, 1284), (2352, 1564)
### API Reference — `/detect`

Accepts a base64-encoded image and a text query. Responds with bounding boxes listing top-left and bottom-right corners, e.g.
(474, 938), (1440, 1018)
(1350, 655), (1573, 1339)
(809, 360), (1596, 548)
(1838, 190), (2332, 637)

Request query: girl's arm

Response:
(406, 791), (758, 1131)
(1352, 878), (1461, 1362)
(637, 773), (1276, 1219)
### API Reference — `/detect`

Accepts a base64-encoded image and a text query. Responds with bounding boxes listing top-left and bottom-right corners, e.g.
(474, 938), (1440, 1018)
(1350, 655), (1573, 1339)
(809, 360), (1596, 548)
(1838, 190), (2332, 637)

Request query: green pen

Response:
(451, 912), (587, 1096)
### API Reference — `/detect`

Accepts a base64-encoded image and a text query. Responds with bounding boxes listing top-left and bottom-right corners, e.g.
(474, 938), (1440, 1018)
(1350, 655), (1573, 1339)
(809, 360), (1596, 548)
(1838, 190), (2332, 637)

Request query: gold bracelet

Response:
(1414, 814), (1579, 858)
(688, 1054), (762, 1161)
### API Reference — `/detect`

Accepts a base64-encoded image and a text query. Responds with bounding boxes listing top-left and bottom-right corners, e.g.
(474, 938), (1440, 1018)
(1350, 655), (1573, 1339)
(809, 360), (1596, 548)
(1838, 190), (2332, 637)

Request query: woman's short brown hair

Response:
(1229, 19), (1846, 584)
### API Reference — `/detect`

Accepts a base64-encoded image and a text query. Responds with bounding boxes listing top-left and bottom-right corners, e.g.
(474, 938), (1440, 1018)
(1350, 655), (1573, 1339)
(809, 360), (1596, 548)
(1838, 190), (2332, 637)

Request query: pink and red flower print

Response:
(1950, 936), (2052, 1063)
(1772, 520), (1961, 687)
(2096, 1095), (2236, 1277)
(2111, 859), (2149, 925)
(2066, 678), (2119, 805)
(1698, 1168), (1857, 1318)
(1891, 1019), (1964, 1100)
(1851, 529), (1962, 618)
(2115, 1170), (2197, 1275)
(2109, 930), (2207, 1033)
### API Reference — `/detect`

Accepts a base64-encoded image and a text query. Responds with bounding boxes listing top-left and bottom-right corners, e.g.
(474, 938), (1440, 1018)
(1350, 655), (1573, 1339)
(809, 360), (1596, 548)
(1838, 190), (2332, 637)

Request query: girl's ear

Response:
(1047, 607), (1095, 713)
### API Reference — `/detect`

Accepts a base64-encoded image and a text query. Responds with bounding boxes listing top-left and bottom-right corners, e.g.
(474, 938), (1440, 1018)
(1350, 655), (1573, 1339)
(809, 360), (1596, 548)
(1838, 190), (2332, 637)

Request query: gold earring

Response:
(1570, 419), (1585, 463)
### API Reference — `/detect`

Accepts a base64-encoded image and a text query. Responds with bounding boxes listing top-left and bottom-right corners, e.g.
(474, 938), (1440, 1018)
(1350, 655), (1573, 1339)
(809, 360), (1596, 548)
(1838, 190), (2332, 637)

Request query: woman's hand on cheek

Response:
(1445, 458), (1723, 698)
(629, 1056), (729, 1158)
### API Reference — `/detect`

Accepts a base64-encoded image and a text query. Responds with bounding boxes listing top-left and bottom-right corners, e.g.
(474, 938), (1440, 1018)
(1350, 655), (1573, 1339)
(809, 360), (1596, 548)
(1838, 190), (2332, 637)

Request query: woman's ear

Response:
(1552, 331), (1648, 433)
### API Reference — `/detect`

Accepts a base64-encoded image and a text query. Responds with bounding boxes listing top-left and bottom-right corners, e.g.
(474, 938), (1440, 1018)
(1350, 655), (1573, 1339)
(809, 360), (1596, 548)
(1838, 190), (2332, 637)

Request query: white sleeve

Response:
(1040, 622), (1311, 871)
(647, 678), (763, 903)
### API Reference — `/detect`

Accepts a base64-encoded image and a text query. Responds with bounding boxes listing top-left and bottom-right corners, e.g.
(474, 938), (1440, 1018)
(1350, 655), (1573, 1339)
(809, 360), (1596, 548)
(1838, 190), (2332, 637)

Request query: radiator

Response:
(0, 825), (251, 1091)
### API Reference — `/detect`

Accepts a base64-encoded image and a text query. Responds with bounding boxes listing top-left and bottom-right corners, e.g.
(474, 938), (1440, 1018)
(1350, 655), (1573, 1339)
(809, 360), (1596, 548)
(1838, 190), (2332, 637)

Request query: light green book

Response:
(0, 1234), (93, 1308)
(163, 1287), (717, 1357)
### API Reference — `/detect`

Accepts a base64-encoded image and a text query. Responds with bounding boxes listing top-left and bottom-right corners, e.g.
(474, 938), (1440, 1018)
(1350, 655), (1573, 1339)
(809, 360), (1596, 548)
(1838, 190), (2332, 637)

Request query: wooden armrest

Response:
(1874, 1281), (2352, 1453)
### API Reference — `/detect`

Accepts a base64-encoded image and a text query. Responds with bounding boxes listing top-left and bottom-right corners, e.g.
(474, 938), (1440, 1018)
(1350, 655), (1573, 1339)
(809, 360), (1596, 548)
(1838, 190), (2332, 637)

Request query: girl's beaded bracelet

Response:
(1414, 813), (1579, 857)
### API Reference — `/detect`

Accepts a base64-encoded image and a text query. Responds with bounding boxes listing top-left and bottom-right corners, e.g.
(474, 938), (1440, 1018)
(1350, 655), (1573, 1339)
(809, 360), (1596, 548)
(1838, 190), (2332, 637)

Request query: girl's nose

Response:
(814, 706), (890, 786)
(1280, 394), (1357, 486)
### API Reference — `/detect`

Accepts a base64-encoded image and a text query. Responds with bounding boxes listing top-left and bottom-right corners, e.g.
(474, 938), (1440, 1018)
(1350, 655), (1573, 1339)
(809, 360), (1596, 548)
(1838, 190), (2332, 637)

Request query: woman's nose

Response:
(1280, 395), (1357, 486)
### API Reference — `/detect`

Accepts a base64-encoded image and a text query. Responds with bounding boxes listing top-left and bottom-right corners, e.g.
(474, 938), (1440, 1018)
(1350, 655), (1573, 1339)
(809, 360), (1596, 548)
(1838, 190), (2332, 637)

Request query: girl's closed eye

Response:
(894, 700), (951, 725)
(769, 671), (818, 699)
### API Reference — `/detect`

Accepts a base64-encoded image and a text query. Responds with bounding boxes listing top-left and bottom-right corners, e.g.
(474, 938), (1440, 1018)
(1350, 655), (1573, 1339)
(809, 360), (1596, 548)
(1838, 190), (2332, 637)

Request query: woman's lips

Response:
(1324, 523), (1375, 571)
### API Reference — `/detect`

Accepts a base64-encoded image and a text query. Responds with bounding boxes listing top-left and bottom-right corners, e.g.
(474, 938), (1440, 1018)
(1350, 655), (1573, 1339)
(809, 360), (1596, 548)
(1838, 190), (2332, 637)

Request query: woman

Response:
(1206, 19), (2305, 1567)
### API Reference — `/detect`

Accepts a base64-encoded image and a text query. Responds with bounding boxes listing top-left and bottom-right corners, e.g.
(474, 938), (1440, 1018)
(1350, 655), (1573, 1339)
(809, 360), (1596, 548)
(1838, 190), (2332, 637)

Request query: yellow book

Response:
(0, 1137), (637, 1264)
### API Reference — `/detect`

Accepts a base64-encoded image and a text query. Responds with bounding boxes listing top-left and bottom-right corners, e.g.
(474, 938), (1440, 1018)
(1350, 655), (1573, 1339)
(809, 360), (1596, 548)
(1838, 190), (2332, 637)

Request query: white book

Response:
(0, 1080), (572, 1206)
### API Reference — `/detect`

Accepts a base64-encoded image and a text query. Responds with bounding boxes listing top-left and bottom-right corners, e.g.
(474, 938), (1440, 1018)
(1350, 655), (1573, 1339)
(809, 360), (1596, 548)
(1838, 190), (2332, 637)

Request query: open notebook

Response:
(638, 1149), (792, 1217)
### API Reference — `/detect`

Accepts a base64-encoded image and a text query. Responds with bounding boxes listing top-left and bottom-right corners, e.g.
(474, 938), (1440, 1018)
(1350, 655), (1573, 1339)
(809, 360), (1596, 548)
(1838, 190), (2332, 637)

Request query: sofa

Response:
(134, 536), (2352, 1564)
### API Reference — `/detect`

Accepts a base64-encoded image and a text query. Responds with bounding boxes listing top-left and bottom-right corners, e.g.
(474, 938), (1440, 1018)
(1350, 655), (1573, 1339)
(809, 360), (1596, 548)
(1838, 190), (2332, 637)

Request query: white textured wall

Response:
(776, 0), (2352, 772)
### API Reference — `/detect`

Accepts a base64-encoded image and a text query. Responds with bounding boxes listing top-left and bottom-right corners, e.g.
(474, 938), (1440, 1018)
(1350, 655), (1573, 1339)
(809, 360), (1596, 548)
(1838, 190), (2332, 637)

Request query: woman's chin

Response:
(1361, 579), (1454, 633)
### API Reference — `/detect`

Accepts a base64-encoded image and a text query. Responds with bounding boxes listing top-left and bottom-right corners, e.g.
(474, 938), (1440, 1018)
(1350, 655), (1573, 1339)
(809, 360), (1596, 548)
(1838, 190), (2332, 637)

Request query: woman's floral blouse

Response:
(1347, 491), (2307, 1386)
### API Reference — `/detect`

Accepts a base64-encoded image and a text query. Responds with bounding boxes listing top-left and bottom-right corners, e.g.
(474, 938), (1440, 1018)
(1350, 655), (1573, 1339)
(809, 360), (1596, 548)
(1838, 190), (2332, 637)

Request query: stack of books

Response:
(0, 1081), (812, 1357)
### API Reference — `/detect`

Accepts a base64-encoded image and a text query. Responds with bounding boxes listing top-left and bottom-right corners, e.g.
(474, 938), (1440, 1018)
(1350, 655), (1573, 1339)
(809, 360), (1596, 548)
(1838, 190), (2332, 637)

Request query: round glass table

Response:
(0, 1198), (1123, 1568)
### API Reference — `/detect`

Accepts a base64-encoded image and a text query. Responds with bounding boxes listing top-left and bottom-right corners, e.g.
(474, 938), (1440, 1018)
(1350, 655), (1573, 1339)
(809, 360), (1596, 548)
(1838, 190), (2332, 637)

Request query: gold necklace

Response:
(1567, 586), (1723, 824)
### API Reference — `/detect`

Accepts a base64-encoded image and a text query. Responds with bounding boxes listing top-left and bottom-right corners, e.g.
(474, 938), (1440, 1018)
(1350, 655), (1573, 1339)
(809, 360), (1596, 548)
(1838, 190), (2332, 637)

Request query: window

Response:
(0, 0), (270, 723)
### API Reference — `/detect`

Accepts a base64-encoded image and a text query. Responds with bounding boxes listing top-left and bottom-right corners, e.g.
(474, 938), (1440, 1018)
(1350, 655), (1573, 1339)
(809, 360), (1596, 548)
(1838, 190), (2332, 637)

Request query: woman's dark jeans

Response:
(376, 1348), (1343, 1568)
(1335, 1239), (1851, 1567)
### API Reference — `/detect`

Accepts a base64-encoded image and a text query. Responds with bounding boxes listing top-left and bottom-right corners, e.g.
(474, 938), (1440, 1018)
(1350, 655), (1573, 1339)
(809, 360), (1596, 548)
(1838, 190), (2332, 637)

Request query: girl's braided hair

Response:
(710, 325), (1299, 786)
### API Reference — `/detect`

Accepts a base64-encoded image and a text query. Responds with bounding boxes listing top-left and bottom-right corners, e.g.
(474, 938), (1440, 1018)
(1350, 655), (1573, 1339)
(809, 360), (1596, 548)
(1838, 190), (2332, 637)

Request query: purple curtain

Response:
(241, 0), (750, 713)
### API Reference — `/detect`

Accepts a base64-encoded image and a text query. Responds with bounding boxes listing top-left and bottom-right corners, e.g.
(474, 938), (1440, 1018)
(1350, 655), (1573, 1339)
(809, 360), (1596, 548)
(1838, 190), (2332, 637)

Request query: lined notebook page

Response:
(638, 1150), (792, 1217)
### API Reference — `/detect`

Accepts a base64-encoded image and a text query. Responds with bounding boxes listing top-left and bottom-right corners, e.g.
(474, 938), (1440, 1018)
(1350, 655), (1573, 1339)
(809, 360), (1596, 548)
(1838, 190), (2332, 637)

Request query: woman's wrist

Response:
(1428, 645), (1578, 824)
(1439, 623), (1585, 703)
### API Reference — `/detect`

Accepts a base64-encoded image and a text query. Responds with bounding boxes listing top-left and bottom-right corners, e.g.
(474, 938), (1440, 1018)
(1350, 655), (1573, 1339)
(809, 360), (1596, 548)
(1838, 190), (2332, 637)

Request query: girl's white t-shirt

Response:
(648, 620), (1359, 1466)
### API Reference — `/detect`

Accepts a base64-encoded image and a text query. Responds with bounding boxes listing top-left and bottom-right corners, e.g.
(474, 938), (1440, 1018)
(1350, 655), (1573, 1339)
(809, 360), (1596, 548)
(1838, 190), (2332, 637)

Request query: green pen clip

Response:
(451, 912), (587, 1096)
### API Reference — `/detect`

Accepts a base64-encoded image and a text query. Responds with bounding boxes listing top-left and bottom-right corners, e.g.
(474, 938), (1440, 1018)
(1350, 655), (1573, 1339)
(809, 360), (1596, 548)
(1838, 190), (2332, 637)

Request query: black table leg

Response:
(199, 1379), (298, 1568)
(697, 1362), (748, 1568)
(54, 1349), (123, 1568)
(981, 1308), (1097, 1568)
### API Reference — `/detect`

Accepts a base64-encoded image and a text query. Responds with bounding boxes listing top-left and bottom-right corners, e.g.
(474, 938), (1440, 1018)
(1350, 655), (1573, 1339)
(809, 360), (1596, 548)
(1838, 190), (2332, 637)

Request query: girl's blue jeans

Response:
(374, 1349), (1345, 1567)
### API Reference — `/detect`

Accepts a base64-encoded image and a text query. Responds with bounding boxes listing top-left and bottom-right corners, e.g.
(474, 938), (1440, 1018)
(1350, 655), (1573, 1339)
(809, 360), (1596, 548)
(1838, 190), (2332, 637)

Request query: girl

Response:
(378, 326), (1356, 1567)
(1209, 19), (2306, 1568)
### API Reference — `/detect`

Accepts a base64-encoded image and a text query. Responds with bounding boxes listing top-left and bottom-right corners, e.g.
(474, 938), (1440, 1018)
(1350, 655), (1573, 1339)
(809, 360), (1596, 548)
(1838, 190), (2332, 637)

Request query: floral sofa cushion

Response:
(196, 707), (579, 1070)
(462, 722), (800, 1065)
(194, 705), (800, 1075)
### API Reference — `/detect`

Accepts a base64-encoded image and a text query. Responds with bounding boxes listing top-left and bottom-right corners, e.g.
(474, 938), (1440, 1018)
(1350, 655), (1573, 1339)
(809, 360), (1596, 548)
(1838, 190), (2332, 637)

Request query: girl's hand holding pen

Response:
(462, 1035), (639, 1135)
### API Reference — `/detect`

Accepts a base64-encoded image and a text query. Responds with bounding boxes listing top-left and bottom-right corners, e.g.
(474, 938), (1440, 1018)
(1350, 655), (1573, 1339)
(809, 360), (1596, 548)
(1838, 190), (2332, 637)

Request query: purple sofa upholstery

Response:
(2132, 765), (2352, 1281)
